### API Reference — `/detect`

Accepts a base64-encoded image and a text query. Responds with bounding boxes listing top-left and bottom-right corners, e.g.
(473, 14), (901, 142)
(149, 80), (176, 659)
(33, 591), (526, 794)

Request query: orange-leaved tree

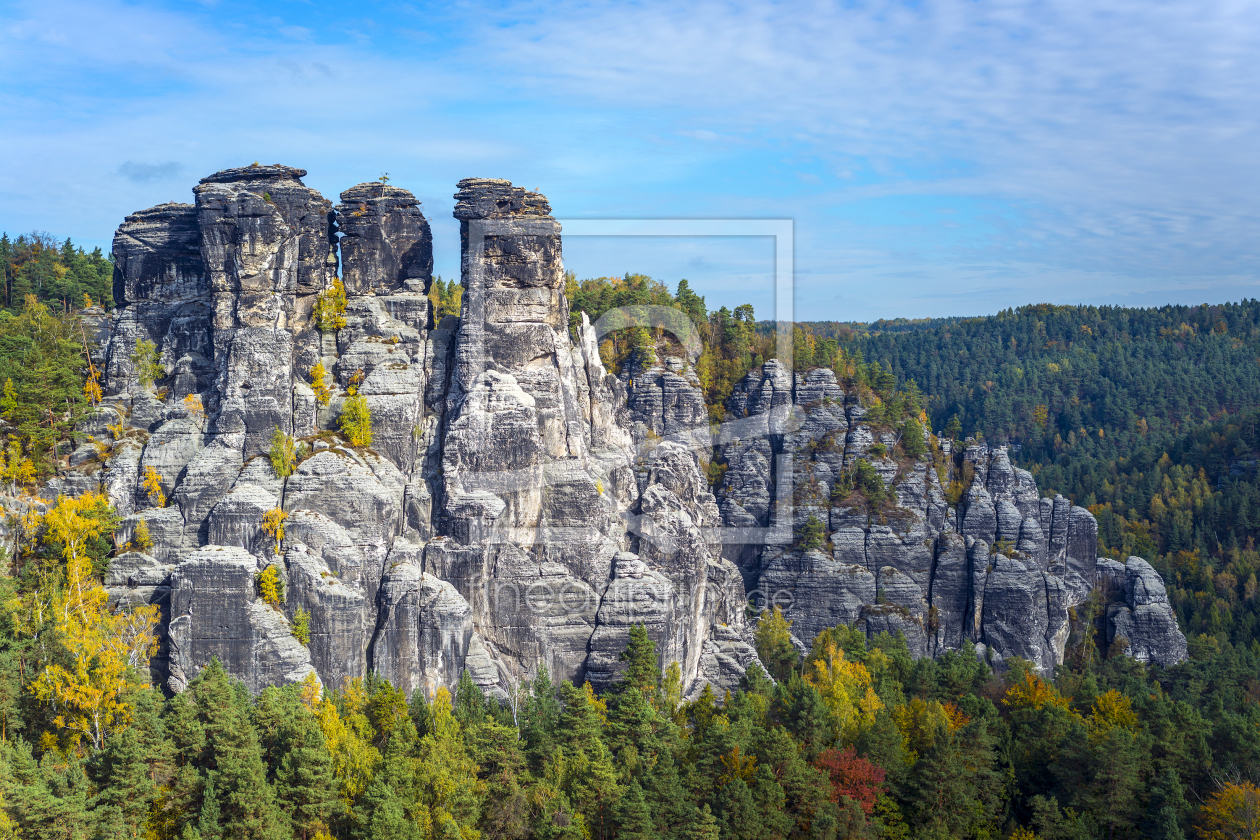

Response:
(1199, 780), (1260, 840)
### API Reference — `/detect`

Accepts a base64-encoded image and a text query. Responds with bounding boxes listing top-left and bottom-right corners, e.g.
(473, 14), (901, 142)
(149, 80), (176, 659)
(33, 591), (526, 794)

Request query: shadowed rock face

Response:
(76, 164), (1184, 699)
(336, 183), (433, 296)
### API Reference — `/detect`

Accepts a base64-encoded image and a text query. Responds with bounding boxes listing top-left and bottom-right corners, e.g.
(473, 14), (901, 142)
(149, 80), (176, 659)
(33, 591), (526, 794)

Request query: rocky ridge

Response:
(52, 164), (1184, 700)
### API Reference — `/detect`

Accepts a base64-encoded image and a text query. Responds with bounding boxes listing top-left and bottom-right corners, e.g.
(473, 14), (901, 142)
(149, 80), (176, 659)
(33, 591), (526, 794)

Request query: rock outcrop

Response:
(713, 362), (1186, 673)
(1098, 557), (1189, 666)
(59, 164), (1185, 701)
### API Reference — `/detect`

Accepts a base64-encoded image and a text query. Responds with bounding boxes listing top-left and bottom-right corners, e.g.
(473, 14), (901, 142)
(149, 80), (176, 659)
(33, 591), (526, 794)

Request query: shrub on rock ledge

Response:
(339, 393), (373, 447)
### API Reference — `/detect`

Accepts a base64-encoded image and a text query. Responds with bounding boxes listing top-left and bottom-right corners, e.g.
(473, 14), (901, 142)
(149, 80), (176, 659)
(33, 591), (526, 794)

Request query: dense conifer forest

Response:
(2, 257), (1260, 838)
(841, 301), (1260, 656)
(0, 233), (115, 313)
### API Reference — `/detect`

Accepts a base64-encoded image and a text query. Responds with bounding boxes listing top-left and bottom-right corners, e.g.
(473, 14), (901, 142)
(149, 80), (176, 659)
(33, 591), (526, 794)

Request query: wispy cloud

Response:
(117, 161), (183, 183)
(0, 0), (1256, 320)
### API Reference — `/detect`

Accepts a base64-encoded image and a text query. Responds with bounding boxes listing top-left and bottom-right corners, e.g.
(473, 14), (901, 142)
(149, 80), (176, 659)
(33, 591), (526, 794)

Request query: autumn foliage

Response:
(1199, 781), (1260, 840)
(815, 747), (886, 814)
(20, 493), (159, 750)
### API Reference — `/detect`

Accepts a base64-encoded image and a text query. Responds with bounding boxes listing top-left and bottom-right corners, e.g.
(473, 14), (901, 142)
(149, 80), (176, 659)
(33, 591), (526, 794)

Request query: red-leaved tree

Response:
(815, 747), (887, 815)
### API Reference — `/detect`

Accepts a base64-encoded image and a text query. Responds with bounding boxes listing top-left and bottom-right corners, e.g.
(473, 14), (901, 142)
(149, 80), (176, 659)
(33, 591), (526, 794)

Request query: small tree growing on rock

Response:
(261, 507), (287, 555)
(310, 361), (332, 407)
(291, 606), (311, 645)
(313, 279), (347, 333)
(268, 426), (296, 479)
(183, 393), (205, 428)
(339, 394), (373, 447)
(796, 515), (828, 552)
(130, 338), (162, 389)
(142, 466), (165, 507)
(127, 519), (153, 553)
(256, 564), (284, 607)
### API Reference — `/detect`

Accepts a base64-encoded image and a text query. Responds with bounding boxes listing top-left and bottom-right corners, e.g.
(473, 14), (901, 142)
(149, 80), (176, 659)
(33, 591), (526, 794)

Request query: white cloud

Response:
(1, 0), (1257, 318)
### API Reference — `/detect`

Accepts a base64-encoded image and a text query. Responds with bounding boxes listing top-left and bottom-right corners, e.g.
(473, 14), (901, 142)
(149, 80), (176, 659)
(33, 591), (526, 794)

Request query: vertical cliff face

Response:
(85, 167), (758, 699)
(336, 183), (433, 296)
(69, 164), (1185, 700)
(714, 363), (1185, 673)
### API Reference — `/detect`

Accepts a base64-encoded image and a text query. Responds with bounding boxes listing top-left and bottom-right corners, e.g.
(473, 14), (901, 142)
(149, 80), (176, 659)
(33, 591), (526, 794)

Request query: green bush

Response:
(795, 515), (827, 552)
(853, 459), (890, 507)
(130, 338), (163, 388)
(268, 426), (296, 479)
(339, 393), (373, 447)
(291, 606), (310, 645)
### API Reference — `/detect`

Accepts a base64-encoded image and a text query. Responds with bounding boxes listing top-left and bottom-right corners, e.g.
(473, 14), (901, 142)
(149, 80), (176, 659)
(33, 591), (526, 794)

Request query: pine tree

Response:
(688, 804), (720, 840)
(90, 688), (169, 839)
(617, 624), (660, 697)
(185, 661), (289, 840)
(198, 776), (224, 840)
(557, 681), (604, 746)
(521, 665), (560, 772)
(252, 685), (337, 840)
(1141, 768), (1188, 840)
(614, 779), (654, 840)
(453, 669), (487, 727)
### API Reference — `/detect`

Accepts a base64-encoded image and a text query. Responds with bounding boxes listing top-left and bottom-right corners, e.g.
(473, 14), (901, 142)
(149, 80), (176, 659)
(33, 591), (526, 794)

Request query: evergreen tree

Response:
(1141, 767), (1188, 840)
(184, 661), (289, 840)
(617, 625), (660, 697)
(453, 669), (488, 727)
(688, 804), (720, 840)
(521, 666), (560, 773)
(252, 685), (337, 840)
(614, 779), (654, 840)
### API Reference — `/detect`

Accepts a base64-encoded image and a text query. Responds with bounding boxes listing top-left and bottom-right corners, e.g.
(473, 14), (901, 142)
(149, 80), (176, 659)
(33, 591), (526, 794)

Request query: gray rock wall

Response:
(67, 164), (1185, 700)
(713, 362), (1188, 673)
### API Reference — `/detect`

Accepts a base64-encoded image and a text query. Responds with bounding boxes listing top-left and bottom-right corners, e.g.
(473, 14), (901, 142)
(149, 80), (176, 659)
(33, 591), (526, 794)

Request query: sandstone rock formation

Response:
(59, 163), (1185, 701)
(713, 363), (1186, 673)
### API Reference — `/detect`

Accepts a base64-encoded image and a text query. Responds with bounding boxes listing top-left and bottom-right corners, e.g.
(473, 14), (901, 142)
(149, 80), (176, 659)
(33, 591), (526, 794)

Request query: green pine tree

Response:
(614, 779), (654, 840)
(617, 624), (660, 697)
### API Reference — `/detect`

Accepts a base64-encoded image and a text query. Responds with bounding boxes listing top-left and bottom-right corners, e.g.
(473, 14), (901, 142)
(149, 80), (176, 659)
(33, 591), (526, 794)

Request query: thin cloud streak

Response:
(0, 0), (1256, 320)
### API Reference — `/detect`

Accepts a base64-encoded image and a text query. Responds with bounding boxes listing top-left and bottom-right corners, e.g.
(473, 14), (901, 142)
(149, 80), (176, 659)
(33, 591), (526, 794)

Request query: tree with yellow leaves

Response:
(310, 360), (332, 407)
(413, 686), (486, 833)
(804, 633), (882, 745)
(262, 507), (288, 555)
(1089, 689), (1138, 736)
(141, 465), (165, 507)
(26, 493), (159, 751)
(1, 440), (36, 494)
(1199, 780), (1260, 840)
(256, 564), (285, 607)
(182, 392), (205, 428)
(314, 678), (382, 804)
(1002, 669), (1075, 715)
(313, 279), (347, 333)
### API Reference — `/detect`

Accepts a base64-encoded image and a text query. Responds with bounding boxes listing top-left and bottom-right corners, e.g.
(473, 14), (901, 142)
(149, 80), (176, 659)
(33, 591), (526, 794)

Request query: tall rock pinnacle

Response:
(50, 164), (1183, 700)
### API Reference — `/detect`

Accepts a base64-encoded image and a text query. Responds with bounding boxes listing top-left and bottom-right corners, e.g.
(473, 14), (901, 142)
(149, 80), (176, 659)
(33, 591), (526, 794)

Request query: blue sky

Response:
(2, 0), (1257, 321)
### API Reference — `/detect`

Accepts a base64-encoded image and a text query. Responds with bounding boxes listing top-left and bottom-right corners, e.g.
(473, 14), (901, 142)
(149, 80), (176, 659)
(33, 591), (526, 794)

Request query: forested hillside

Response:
(2, 262), (1260, 838)
(3, 488), (1260, 840)
(843, 301), (1260, 655)
(0, 232), (114, 312)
